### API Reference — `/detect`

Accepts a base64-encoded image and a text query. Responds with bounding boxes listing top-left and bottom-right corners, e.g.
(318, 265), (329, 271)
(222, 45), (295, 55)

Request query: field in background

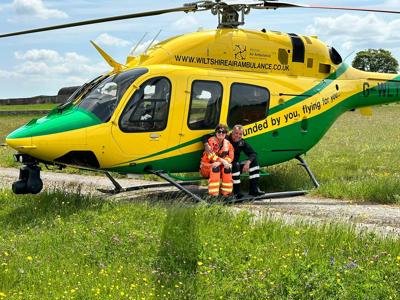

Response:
(0, 189), (399, 299)
(1, 105), (400, 203)
(0, 104), (56, 111)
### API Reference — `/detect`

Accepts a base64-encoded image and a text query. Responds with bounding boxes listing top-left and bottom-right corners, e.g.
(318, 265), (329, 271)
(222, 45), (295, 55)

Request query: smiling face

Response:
(215, 129), (227, 142)
(231, 126), (244, 143)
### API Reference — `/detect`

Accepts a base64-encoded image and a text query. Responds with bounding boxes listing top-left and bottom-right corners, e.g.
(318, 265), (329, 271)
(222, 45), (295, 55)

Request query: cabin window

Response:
(288, 33), (305, 63)
(188, 80), (223, 130)
(227, 83), (270, 127)
(119, 77), (171, 132)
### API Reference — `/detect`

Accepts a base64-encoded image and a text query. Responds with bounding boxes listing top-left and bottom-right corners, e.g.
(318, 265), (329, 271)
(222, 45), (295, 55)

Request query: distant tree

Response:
(352, 49), (399, 73)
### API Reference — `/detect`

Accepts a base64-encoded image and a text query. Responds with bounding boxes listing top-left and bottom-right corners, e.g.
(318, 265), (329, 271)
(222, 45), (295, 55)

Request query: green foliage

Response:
(0, 189), (399, 299)
(352, 49), (399, 73)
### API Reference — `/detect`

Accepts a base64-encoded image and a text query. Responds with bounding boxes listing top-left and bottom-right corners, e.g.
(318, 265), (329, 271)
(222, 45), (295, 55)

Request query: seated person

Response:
(200, 124), (234, 196)
(202, 124), (265, 198)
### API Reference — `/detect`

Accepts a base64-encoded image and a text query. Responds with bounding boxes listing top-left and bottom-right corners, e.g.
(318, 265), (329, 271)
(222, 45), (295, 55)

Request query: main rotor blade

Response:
(303, 5), (400, 14)
(258, 1), (400, 14)
(0, 5), (197, 38)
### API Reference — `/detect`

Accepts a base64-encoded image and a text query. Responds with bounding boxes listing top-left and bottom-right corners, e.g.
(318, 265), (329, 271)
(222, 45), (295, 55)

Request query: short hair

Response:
(215, 123), (228, 132)
(232, 124), (244, 132)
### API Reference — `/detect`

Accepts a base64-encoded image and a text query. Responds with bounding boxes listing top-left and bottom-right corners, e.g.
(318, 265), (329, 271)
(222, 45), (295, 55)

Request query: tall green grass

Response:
(0, 189), (399, 299)
(258, 105), (400, 203)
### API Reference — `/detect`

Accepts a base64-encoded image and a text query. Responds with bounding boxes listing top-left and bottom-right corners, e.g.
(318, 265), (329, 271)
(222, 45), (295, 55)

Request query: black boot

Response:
(233, 184), (244, 199)
(249, 178), (265, 196)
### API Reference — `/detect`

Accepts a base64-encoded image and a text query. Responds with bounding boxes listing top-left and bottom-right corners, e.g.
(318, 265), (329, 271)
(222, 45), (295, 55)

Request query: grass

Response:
(0, 104), (56, 111)
(258, 105), (400, 203)
(1, 106), (400, 203)
(0, 188), (399, 299)
(0, 114), (42, 168)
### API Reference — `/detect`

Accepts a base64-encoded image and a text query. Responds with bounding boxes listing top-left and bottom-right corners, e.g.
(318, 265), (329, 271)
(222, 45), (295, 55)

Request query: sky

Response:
(0, 0), (399, 98)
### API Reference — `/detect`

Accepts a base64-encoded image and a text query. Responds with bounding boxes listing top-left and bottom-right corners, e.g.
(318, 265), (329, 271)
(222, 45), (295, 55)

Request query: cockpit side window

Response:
(76, 68), (148, 123)
(119, 77), (171, 132)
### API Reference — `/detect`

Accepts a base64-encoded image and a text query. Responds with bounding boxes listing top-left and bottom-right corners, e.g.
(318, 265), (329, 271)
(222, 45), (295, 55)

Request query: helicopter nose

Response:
(6, 108), (102, 160)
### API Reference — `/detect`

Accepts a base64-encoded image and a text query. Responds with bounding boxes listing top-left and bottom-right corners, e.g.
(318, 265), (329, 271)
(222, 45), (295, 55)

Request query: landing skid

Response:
(226, 155), (319, 204)
(98, 155), (319, 204)
(98, 171), (203, 203)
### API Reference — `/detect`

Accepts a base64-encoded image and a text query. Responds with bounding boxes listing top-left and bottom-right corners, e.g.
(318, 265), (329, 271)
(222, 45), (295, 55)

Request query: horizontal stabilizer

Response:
(90, 40), (125, 72)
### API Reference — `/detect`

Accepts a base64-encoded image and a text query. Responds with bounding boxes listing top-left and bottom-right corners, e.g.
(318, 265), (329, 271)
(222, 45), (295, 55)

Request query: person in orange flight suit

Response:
(200, 124), (234, 196)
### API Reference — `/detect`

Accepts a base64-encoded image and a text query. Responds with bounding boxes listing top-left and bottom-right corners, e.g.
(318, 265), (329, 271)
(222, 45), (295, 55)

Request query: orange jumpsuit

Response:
(200, 136), (234, 196)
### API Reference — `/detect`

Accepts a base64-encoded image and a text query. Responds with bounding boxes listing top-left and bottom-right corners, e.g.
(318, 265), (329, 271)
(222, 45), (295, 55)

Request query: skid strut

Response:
(295, 155), (320, 188)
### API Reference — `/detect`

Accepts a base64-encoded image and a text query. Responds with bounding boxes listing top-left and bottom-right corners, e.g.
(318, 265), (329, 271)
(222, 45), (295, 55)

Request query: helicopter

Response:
(2, 1), (400, 202)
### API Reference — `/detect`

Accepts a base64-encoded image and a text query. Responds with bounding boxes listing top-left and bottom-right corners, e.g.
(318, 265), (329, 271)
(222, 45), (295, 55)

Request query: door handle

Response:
(149, 134), (160, 140)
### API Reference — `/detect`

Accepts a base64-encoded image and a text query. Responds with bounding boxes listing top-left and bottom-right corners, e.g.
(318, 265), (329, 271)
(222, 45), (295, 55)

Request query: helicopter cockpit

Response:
(75, 68), (148, 122)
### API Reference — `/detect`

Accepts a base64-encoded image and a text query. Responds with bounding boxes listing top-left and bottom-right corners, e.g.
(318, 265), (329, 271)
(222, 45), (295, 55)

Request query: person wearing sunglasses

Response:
(200, 124), (234, 196)
(202, 124), (265, 199)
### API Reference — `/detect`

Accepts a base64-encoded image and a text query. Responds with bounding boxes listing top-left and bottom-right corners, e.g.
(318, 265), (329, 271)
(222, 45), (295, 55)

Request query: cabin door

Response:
(174, 75), (227, 171)
(111, 76), (172, 161)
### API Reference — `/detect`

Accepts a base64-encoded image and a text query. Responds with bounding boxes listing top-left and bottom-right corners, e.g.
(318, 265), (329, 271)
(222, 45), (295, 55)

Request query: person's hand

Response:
(242, 160), (251, 173)
(211, 161), (221, 168)
(204, 143), (212, 154)
(220, 159), (231, 169)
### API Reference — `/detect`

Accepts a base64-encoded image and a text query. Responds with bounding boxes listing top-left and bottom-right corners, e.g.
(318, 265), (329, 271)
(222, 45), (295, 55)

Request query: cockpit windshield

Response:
(76, 68), (148, 122)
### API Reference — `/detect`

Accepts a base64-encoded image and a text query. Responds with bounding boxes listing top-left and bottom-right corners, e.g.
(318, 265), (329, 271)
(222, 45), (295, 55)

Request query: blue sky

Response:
(0, 0), (399, 98)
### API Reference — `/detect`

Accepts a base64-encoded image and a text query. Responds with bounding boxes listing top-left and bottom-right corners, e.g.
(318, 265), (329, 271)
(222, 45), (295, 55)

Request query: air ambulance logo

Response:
(234, 44), (246, 60)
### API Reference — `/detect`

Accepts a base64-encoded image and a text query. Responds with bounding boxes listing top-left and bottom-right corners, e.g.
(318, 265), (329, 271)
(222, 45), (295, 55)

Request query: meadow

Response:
(1, 105), (400, 203)
(0, 104), (56, 111)
(0, 189), (399, 300)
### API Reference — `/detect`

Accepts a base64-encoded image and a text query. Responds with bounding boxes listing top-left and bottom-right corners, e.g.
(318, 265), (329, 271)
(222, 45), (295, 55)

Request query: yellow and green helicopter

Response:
(2, 1), (400, 201)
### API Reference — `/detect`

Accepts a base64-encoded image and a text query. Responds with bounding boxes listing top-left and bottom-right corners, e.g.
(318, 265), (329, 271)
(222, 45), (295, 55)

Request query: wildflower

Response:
(26, 256), (33, 261)
(197, 261), (203, 266)
(344, 261), (358, 269)
(330, 256), (335, 266)
(295, 231), (300, 235)
(3, 252), (9, 257)
(0, 292), (6, 297)
(397, 256), (400, 261)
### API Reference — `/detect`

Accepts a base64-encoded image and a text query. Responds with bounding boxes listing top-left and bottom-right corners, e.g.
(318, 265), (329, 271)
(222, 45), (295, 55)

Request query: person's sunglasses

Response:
(216, 130), (227, 134)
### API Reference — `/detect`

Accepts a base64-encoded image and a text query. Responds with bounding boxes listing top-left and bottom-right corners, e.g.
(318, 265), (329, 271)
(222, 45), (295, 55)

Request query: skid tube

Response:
(99, 155), (319, 205)
(225, 155), (320, 204)
(98, 170), (203, 203)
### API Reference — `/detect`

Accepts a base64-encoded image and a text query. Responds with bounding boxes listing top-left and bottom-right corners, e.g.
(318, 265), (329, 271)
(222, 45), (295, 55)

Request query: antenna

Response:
(144, 29), (162, 54)
(344, 50), (355, 62)
(129, 32), (148, 56)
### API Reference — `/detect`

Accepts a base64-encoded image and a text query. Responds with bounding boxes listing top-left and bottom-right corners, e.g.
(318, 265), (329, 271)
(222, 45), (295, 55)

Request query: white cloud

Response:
(12, 0), (68, 19)
(15, 49), (62, 62)
(306, 13), (400, 51)
(0, 69), (20, 79)
(95, 33), (131, 47)
(172, 15), (199, 30)
(11, 48), (109, 82)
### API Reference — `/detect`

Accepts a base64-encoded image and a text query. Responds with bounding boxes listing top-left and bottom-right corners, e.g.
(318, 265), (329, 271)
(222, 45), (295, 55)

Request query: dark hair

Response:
(215, 123), (228, 132)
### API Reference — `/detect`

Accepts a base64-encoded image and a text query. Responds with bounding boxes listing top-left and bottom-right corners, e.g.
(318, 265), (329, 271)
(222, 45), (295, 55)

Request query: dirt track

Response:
(1, 167), (399, 237)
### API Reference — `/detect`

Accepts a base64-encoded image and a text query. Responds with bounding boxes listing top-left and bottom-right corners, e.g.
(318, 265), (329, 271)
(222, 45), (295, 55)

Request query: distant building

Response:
(0, 86), (79, 106)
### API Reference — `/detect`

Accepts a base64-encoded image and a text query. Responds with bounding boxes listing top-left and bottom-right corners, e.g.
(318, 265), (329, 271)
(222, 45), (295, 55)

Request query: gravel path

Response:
(1, 167), (399, 237)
